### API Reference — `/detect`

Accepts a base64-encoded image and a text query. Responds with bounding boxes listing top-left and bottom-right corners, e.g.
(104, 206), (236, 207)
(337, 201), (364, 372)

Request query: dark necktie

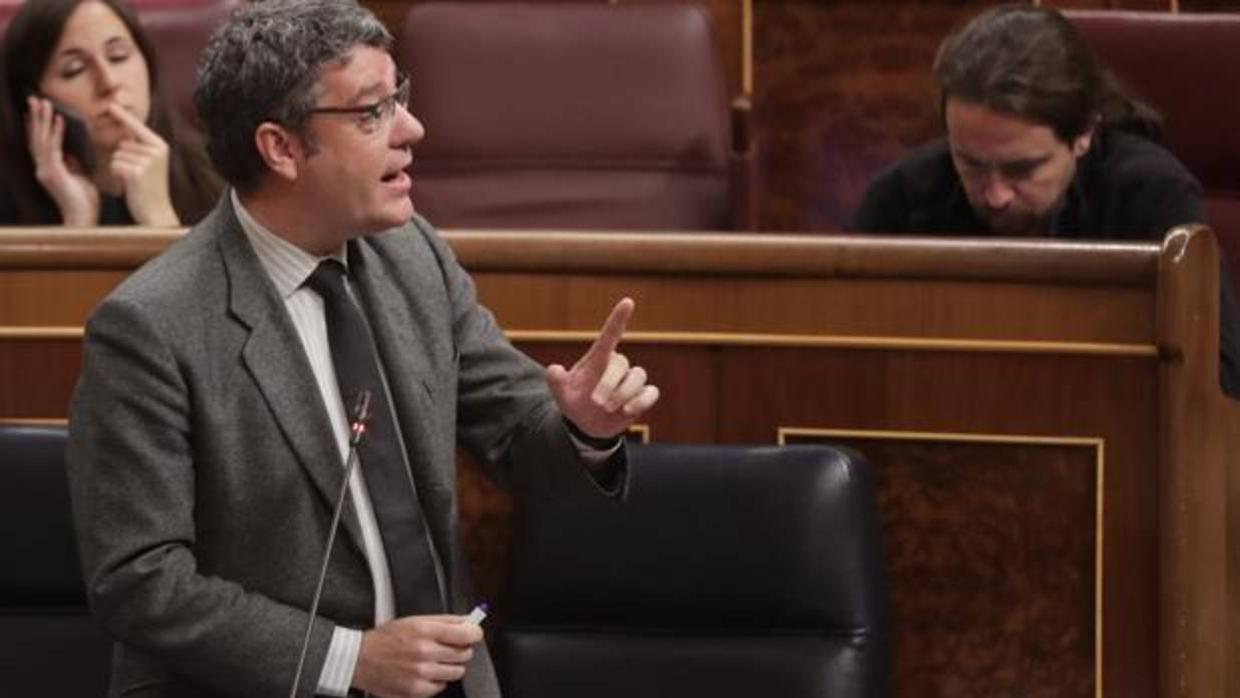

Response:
(305, 260), (445, 617)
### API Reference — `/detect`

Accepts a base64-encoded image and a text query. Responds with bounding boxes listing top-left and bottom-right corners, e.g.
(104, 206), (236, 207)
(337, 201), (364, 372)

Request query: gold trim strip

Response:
(0, 327), (84, 339)
(779, 426), (1104, 447)
(779, 426), (1105, 698)
(0, 326), (1159, 358)
(627, 424), (651, 444)
(741, 0), (753, 97)
(1095, 439), (1105, 698)
(0, 418), (68, 427)
(446, 229), (1161, 283)
(509, 330), (1157, 357)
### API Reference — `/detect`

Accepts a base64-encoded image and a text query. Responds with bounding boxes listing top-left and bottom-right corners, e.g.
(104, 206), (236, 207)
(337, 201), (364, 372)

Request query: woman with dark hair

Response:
(0, 0), (220, 226)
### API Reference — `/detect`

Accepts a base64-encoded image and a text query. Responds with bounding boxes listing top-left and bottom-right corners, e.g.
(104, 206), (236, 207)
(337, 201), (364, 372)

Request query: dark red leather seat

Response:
(133, 0), (238, 123)
(1066, 10), (1240, 297)
(396, 2), (754, 231)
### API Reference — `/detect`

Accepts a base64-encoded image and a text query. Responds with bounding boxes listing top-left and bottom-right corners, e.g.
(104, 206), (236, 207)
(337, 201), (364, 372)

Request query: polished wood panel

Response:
(0, 228), (171, 325)
(752, 1), (980, 230)
(721, 345), (1156, 698)
(1155, 223), (1232, 698)
(791, 433), (1101, 698)
(1, 227), (1233, 698)
(0, 336), (81, 418)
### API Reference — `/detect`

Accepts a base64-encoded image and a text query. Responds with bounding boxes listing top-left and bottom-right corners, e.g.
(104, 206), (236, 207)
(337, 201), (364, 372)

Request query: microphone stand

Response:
(289, 390), (372, 698)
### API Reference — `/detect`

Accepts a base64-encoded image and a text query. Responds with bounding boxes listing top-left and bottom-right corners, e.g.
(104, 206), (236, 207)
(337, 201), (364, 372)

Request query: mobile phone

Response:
(32, 94), (95, 174)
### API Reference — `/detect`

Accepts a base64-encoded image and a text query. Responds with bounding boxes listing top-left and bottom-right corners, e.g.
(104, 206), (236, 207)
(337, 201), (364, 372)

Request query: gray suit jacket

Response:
(67, 197), (615, 698)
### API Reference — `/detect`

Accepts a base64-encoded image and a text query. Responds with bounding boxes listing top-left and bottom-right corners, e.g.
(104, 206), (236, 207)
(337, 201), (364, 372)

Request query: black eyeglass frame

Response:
(305, 74), (411, 125)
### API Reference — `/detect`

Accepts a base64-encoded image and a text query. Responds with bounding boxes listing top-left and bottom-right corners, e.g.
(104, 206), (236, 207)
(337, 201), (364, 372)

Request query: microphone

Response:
(289, 390), (372, 698)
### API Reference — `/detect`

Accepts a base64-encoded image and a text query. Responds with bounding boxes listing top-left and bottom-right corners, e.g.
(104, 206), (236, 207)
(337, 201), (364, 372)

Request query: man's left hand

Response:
(546, 297), (659, 440)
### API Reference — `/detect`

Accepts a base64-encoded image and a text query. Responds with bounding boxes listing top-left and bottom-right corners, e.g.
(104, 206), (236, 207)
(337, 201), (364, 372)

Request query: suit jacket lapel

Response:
(214, 200), (368, 557)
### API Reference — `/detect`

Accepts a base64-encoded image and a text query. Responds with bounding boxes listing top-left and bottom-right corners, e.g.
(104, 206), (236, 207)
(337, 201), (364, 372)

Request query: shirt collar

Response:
(231, 188), (347, 299)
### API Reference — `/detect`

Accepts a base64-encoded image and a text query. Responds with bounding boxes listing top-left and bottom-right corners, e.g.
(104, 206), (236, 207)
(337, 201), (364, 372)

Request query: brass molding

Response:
(627, 423), (651, 444)
(779, 426), (1106, 698)
(508, 329), (1157, 357)
(0, 326), (83, 339)
(741, 0), (753, 98)
(446, 229), (1161, 284)
(0, 417), (68, 427)
(779, 426), (1104, 448)
(5, 325), (1158, 358)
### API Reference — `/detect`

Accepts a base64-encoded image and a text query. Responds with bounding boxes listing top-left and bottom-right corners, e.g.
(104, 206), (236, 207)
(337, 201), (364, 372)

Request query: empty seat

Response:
(0, 423), (111, 695)
(501, 443), (890, 698)
(397, 2), (754, 231)
(1066, 10), (1240, 298)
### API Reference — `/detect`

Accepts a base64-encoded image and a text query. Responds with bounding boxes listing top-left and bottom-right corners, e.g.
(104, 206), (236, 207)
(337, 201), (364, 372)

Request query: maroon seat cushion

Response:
(397, 2), (735, 230)
(132, 0), (238, 124)
(1066, 11), (1240, 291)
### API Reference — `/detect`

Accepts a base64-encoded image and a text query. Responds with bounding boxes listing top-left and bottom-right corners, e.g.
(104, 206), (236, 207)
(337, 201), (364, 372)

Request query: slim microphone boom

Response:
(289, 390), (372, 698)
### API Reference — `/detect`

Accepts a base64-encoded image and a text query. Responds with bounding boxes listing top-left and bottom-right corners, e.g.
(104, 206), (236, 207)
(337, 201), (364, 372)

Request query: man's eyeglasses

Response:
(306, 74), (411, 133)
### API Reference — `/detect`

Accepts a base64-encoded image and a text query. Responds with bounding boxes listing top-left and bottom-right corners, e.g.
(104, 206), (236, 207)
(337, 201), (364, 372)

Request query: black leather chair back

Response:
(0, 424), (111, 696)
(501, 443), (889, 698)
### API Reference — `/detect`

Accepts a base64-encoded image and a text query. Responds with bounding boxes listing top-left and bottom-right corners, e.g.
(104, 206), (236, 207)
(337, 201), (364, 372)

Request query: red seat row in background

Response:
(1, 1), (1237, 301)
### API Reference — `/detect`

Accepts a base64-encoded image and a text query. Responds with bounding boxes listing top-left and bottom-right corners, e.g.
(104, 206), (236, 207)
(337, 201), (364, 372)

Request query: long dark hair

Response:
(0, 0), (220, 224)
(933, 4), (1163, 143)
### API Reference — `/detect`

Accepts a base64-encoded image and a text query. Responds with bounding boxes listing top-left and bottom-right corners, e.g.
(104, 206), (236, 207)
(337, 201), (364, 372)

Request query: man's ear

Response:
(1072, 115), (1101, 158)
(254, 122), (302, 182)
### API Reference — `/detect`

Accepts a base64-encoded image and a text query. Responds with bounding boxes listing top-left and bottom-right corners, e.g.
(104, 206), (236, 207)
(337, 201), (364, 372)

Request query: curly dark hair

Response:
(193, 0), (392, 193)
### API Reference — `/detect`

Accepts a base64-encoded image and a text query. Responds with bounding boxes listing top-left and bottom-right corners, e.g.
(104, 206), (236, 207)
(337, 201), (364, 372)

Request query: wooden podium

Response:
(1, 226), (1234, 698)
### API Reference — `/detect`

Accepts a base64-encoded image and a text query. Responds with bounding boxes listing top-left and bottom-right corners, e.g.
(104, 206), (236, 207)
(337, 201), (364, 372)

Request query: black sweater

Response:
(850, 129), (1240, 397)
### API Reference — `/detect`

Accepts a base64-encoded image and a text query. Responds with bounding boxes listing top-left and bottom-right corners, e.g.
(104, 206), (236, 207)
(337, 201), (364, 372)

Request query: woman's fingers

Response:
(104, 102), (161, 145)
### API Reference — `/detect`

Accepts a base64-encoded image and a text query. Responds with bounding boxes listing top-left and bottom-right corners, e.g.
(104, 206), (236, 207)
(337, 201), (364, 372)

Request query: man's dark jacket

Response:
(850, 129), (1240, 397)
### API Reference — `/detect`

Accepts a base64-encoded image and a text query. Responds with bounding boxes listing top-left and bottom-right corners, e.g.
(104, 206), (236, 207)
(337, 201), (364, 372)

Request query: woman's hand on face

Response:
(26, 96), (100, 226)
(105, 103), (179, 227)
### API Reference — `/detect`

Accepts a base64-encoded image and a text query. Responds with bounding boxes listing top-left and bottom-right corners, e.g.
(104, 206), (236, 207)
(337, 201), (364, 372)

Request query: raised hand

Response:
(105, 103), (179, 226)
(26, 96), (100, 226)
(546, 298), (660, 439)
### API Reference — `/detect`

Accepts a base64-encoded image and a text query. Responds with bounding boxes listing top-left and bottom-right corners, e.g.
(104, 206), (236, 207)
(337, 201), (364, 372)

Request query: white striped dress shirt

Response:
(233, 191), (382, 696)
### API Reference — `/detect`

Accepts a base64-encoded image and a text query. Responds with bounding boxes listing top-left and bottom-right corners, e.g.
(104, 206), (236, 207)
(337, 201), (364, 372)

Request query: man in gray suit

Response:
(65, 2), (659, 697)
